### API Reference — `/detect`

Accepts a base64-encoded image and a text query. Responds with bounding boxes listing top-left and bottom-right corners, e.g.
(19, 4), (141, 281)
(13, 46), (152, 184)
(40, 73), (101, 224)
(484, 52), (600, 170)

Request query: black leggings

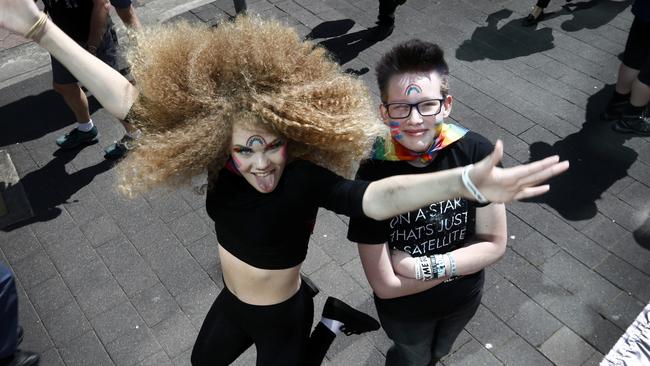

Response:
(536, 0), (551, 8)
(191, 282), (335, 366)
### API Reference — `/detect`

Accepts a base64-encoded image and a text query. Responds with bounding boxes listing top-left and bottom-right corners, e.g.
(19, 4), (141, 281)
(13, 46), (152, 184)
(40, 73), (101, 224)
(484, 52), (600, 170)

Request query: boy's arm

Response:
(357, 242), (446, 299)
(392, 203), (507, 278)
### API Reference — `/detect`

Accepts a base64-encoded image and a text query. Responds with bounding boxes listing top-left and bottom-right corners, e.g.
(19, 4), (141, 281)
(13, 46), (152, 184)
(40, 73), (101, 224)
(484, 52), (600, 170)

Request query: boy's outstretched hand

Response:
(468, 140), (569, 203)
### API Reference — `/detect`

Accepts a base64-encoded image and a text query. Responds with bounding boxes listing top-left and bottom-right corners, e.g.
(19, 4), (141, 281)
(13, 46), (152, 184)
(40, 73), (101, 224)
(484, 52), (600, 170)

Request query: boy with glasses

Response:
(348, 40), (508, 366)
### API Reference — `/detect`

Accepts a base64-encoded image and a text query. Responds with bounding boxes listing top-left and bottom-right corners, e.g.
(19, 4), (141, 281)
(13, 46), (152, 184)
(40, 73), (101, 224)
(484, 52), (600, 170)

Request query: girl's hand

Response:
(468, 140), (569, 203)
(0, 0), (42, 36)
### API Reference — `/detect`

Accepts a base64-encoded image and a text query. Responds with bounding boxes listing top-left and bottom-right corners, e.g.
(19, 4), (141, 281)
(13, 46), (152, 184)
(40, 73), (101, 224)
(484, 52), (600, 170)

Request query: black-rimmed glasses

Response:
(383, 99), (445, 119)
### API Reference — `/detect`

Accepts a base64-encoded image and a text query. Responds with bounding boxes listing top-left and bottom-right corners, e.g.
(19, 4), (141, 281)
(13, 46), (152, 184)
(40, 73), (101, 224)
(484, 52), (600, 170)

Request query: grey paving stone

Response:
(168, 211), (211, 246)
(26, 274), (74, 319)
(582, 213), (630, 250)
(443, 337), (504, 366)
(482, 278), (530, 322)
(76, 278), (128, 320)
(97, 236), (159, 297)
(62, 186), (106, 226)
(61, 258), (113, 296)
(39, 347), (65, 366)
(152, 311), (197, 359)
(146, 191), (193, 224)
(492, 336), (553, 366)
(175, 278), (220, 329)
(582, 351), (605, 366)
(511, 231), (560, 267)
(91, 301), (145, 345)
(0, 226), (41, 263)
(302, 239), (333, 275)
(594, 254), (650, 303)
(595, 292), (645, 330)
(186, 232), (221, 279)
(42, 231), (99, 275)
(172, 348), (193, 366)
(17, 298), (54, 353)
(312, 210), (358, 266)
(81, 214), (123, 248)
(342, 257), (372, 295)
(59, 331), (114, 366)
(608, 232), (650, 276)
(483, 267), (505, 291)
(132, 282), (181, 328)
(506, 300), (562, 347)
(105, 326), (163, 366)
(540, 327), (596, 366)
(311, 261), (365, 300)
(11, 249), (57, 289)
(465, 305), (517, 349)
(326, 336), (386, 366)
(137, 351), (173, 366)
(40, 301), (92, 347)
(541, 251), (622, 308)
(546, 295), (623, 354)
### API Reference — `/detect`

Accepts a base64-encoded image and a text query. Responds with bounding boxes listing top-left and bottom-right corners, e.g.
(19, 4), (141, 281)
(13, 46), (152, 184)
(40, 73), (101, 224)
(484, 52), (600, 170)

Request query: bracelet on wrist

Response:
(25, 12), (48, 39)
(461, 164), (489, 204)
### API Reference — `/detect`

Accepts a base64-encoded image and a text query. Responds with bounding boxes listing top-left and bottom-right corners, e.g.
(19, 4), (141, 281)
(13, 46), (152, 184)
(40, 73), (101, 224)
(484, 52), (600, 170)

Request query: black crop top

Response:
(205, 159), (370, 269)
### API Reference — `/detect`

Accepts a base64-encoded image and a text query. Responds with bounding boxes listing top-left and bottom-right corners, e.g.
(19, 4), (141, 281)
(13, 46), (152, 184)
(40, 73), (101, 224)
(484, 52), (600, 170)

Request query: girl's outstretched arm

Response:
(0, 0), (139, 119)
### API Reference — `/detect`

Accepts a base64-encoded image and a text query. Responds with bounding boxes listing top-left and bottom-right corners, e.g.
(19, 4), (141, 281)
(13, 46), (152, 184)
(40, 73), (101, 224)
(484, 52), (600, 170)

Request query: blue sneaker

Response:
(104, 134), (135, 160)
(56, 126), (98, 149)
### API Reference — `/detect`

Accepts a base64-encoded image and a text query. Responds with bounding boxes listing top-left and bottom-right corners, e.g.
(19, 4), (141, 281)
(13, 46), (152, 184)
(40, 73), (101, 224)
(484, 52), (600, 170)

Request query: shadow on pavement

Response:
(560, 0), (632, 32)
(455, 9), (555, 62)
(526, 85), (649, 247)
(0, 88), (101, 146)
(456, 0), (631, 62)
(307, 19), (377, 75)
(3, 147), (113, 232)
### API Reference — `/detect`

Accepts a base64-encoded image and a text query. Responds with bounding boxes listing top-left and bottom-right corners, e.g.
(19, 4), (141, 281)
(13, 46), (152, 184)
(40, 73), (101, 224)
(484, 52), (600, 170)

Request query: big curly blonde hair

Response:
(118, 16), (386, 195)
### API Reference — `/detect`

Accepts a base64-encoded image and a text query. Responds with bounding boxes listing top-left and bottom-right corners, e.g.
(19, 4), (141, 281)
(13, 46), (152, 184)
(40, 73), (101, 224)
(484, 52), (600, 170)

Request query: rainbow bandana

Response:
(372, 122), (468, 163)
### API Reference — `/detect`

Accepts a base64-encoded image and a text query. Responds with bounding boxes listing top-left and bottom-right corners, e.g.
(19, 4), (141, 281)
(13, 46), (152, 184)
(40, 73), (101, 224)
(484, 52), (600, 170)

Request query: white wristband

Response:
(461, 165), (489, 204)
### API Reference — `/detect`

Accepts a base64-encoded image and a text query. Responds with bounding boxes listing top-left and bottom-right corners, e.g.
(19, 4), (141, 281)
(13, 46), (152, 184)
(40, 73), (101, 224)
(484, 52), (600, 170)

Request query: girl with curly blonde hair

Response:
(1, 1), (568, 364)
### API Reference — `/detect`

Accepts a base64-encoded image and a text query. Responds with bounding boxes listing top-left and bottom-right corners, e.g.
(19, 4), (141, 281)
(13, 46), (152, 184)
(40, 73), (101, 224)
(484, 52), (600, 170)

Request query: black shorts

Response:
(110, 0), (132, 9)
(50, 26), (119, 85)
(622, 16), (650, 86)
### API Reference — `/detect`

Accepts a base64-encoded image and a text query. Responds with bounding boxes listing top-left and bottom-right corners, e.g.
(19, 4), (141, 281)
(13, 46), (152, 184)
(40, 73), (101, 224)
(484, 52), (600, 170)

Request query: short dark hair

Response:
(376, 39), (449, 101)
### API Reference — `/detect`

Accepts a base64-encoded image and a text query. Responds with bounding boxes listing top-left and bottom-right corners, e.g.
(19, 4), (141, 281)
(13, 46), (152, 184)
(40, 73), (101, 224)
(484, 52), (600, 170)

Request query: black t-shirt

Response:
(347, 131), (493, 320)
(43, 0), (94, 42)
(206, 159), (370, 270)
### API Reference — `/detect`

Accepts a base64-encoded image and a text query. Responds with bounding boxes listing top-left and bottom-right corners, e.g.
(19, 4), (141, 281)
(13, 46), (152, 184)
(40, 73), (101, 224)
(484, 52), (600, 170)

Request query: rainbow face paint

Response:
(231, 126), (287, 193)
(405, 83), (422, 96)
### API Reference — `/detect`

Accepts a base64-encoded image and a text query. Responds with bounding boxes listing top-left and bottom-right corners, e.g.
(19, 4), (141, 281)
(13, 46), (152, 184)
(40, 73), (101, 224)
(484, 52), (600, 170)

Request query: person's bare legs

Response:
(630, 78), (650, 107)
(114, 5), (141, 29)
(616, 64), (640, 95)
(53, 82), (91, 122)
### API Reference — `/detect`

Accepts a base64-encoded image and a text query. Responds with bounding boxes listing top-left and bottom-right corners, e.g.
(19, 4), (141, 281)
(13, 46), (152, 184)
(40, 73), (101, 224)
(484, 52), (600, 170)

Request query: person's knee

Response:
(52, 82), (79, 96)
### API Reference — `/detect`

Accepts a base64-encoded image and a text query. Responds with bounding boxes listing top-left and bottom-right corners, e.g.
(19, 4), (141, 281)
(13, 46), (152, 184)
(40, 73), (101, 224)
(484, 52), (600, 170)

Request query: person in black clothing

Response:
(0, 6), (569, 365)
(368, 0), (406, 41)
(348, 40), (508, 366)
(523, 0), (573, 26)
(603, 0), (650, 136)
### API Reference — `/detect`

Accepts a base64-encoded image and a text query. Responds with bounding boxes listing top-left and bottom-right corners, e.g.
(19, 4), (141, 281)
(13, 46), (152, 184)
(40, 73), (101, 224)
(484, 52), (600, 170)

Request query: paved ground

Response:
(1, 0), (649, 365)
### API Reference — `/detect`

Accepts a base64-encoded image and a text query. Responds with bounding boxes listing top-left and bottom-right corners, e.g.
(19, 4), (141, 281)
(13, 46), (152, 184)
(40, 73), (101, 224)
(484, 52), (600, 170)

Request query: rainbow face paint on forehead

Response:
(405, 83), (422, 96)
(246, 135), (266, 147)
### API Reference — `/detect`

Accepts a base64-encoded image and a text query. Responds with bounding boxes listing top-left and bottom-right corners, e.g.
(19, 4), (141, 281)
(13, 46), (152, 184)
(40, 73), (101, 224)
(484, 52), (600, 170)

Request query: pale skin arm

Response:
(391, 203), (507, 278)
(358, 242), (447, 299)
(87, 0), (110, 52)
(361, 140), (569, 221)
(0, 0), (138, 119)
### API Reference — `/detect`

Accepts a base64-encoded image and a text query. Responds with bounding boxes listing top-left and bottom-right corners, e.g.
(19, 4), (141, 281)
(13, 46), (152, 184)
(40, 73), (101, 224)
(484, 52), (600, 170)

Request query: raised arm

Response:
(0, 0), (139, 119)
(361, 140), (569, 220)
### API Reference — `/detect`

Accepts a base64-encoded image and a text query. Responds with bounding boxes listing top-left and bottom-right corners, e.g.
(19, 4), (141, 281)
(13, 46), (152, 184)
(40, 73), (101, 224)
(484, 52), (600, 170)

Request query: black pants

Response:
(191, 282), (335, 366)
(623, 16), (650, 86)
(378, 0), (404, 24)
(536, 0), (551, 8)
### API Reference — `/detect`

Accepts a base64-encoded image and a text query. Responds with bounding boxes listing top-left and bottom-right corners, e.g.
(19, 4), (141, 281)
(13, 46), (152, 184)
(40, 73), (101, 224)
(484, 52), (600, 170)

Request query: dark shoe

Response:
(104, 134), (135, 160)
(367, 23), (394, 41)
(612, 114), (650, 136)
(300, 273), (320, 297)
(0, 350), (40, 366)
(601, 99), (629, 121)
(55, 126), (98, 149)
(322, 297), (380, 335)
(523, 10), (544, 27)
